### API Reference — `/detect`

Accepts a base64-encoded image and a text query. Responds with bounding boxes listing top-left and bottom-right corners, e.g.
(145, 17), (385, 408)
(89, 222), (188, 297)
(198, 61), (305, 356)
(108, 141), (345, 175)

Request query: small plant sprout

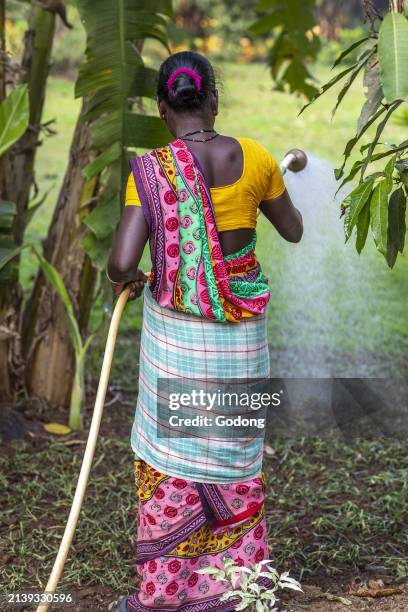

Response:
(197, 557), (302, 611)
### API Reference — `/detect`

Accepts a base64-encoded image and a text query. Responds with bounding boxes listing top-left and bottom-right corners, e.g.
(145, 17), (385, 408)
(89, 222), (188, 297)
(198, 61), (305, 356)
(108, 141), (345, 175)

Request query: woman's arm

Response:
(259, 189), (303, 243)
(107, 206), (149, 298)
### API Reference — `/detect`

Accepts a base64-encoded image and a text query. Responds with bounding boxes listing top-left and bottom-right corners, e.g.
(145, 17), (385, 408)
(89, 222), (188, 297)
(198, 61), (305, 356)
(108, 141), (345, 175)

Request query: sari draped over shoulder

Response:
(130, 138), (270, 323)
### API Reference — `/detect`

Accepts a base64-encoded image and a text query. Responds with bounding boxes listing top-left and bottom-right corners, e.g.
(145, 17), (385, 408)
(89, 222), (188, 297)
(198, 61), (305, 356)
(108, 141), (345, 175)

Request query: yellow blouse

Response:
(125, 137), (285, 232)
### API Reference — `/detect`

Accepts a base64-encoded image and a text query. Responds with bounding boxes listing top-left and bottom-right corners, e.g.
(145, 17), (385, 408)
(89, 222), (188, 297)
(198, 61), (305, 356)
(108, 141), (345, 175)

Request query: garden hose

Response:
(36, 286), (131, 612)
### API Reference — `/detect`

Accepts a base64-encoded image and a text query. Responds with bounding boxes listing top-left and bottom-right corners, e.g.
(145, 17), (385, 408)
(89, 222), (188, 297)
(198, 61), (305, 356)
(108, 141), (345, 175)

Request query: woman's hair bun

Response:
(157, 51), (216, 112)
(168, 74), (200, 108)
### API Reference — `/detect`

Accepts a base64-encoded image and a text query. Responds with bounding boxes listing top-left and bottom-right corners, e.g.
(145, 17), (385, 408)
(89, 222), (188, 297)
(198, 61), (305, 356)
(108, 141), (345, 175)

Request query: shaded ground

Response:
(1, 390), (407, 611)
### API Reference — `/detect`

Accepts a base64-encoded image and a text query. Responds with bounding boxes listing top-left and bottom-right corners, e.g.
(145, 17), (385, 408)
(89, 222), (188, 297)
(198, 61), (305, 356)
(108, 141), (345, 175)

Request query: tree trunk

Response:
(389, 0), (405, 12)
(0, 0), (5, 100)
(317, 0), (361, 39)
(23, 103), (99, 408)
(0, 5), (56, 399)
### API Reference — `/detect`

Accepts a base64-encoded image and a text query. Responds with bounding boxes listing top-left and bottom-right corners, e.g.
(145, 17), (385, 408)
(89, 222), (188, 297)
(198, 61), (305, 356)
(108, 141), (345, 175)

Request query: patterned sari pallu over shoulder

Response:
(130, 139), (270, 323)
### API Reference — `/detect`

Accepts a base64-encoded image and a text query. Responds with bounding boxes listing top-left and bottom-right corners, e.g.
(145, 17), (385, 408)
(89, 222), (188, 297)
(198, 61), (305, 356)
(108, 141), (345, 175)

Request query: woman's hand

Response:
(111, 269), (149, 300)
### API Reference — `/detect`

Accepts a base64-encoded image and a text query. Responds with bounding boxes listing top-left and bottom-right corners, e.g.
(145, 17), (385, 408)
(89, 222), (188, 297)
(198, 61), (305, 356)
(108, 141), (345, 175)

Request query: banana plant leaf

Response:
(75, 0), (173, 268)
(0, 85), (29, 158)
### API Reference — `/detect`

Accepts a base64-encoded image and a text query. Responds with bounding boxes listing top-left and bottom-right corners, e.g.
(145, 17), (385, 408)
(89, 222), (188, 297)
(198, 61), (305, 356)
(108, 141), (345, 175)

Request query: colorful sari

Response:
(127, 139), (272, 610)
(130, 138), (270, 323)
(126, 460), (270, 612)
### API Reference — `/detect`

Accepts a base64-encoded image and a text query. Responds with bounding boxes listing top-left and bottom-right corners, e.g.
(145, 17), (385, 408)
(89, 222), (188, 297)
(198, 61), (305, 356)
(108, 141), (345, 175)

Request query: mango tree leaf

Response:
(300, 62), (361, 115)
(332, 48), (375, 117)
(378, 12), (408, 102)
(339, 141), (407, 192)
(360, 100), (402, 179)
(386, 187), (406, 267)
(370, 178), (392, 254)
(396, 158), (408, 188)
(332, 36), (371, 69)
(0, 84), (29, 158)
(358, 60), (384, 133)
(356, 199), (371, 254)
(344, 178), (374, 241)
(384, 154), (396, 184)
(335, 104), (387, 180)
(336, 159), (364, 192)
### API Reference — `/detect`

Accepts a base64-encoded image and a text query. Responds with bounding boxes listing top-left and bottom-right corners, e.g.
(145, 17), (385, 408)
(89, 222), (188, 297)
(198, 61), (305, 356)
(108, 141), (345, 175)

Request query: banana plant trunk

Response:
(23, 103), (99, 408)
(389, 0), (405, 12)
(0, 4), (56, 399)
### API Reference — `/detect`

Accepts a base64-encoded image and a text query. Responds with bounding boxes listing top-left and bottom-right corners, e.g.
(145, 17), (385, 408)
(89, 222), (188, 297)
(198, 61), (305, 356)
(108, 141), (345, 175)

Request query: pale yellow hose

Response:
(36, 287), (130, 612)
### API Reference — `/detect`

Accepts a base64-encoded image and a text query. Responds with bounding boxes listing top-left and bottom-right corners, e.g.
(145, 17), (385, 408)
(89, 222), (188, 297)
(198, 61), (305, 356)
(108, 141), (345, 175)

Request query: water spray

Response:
(35, 149), (308, 611)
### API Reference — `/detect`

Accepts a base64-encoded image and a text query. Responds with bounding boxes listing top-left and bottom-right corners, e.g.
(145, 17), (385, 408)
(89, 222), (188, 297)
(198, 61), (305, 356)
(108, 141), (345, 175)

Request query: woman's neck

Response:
(174, 116), (215, 138)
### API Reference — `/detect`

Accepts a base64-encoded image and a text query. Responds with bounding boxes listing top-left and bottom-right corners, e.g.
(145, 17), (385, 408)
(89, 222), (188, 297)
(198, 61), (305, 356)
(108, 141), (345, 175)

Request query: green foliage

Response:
(249, 0), (320, 99)
(300, 43), (376, 117)
(317, 27), (370, 67)
(75, 0), (173, 270)
(378, 12), (408, 102)
(300, 5), (408, 268)
(0, 243), (93, 429)
(387, 186), (406, 267)
(0, 84), (29, 157)
(0, 202), (18, 283)
(0, 84), (30, 282)
(343, 178), (374, 241)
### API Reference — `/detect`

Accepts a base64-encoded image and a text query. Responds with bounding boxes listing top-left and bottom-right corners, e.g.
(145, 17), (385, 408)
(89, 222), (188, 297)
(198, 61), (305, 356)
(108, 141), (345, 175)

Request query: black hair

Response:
(157, 51), (216, 112)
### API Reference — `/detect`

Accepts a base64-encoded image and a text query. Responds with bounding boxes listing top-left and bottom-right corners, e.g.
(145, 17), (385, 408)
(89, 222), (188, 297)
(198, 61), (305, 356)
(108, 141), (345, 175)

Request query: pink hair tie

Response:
(167, 67), (202, 93)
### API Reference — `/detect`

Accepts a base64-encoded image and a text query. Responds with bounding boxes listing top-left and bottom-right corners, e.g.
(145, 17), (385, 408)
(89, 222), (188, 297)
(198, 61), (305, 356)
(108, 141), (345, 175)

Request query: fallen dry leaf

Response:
(347, 579), (402, 598)
(321, 592), (353, 606)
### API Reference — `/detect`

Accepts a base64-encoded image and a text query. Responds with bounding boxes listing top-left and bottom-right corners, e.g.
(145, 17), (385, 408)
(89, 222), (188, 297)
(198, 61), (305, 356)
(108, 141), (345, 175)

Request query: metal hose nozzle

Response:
(281, 149), (308, 175)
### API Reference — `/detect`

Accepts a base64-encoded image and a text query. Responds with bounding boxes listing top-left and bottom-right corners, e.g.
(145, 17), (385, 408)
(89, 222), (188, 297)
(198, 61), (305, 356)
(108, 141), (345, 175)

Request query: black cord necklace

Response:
(178, 128), (219, 143)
